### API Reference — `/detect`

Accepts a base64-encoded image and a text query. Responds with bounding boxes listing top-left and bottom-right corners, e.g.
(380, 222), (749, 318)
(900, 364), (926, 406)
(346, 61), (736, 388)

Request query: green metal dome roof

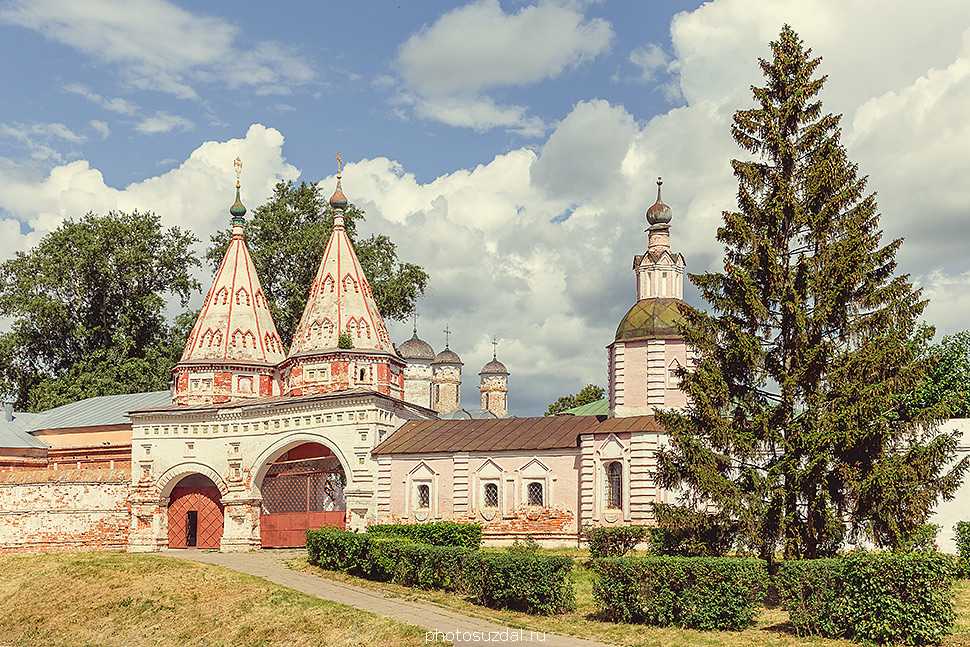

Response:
(614, 297), (687, 342)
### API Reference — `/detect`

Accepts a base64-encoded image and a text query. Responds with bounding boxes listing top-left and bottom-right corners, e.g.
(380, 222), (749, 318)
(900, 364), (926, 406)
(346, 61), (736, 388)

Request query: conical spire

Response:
(288, 158), (395, 356)
(178, 158), (286, 366)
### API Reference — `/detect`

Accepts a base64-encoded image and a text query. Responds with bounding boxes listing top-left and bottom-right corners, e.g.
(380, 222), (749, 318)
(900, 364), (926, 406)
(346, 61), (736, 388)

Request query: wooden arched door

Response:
(167, 474), (224, 549)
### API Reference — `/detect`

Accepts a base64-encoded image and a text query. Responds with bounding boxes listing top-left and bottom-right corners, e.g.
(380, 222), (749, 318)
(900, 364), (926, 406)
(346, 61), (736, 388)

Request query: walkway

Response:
(166, 549), (611, 647)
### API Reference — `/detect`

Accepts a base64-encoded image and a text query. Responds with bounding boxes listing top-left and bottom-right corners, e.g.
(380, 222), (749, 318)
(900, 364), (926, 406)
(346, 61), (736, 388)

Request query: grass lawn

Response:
(293, 548), (970, 647)
(0, 552), (441, 647)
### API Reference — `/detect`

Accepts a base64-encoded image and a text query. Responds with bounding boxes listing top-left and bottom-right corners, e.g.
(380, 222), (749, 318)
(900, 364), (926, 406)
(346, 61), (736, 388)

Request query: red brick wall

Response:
(0, 469), (130, 552)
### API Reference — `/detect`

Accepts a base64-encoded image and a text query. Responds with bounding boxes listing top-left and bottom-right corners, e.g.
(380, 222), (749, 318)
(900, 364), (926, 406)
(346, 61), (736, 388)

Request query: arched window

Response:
(483, 482), (499, 508)
(527, 481), (544, 506)
(667, 359), (681, 389)
(417, 484), (430, 509)
(606, 461), (623, 510)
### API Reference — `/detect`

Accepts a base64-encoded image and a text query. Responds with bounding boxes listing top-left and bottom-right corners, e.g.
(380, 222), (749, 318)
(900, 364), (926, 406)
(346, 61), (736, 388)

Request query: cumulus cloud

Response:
(629, 43), (669, 82)
(2, 0), (970, 416)
(1, 0), (314, 99)
(394, 0), (613, 135)
(135, 112), (194, 135)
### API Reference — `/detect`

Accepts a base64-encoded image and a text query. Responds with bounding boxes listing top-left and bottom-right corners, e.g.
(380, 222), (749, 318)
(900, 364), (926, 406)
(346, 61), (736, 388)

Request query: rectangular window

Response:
(417, 483), (430, 509)
(483, 482), (499, 507)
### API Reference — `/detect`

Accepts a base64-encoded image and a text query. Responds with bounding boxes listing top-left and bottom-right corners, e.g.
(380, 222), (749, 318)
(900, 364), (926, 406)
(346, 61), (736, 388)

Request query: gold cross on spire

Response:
(491, 335), (499, 360)
(336, 151), (343, 177)
(443, 324), (451, 348)
(234, 157), (242, 189)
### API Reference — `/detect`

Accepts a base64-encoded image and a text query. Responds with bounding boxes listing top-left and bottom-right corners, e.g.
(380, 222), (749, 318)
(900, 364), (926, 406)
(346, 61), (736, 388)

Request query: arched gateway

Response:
(167, 474), (224, 549)
(258, 442), (346, 547)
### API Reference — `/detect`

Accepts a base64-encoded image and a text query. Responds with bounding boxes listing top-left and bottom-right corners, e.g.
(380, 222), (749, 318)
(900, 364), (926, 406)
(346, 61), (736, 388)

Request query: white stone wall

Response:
(0, 469), (130, 551)
(403, 360), (433, 409)
(433, 365), (462, 414)
(479, 374), (508, 417)
(128, 392), (423, 552)
(929, 418), (970, 554)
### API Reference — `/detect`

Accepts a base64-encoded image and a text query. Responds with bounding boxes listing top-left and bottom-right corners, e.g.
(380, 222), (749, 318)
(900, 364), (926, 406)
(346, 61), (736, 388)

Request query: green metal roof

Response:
(561, 398), (609, 416)
(614, 297), (687, 342)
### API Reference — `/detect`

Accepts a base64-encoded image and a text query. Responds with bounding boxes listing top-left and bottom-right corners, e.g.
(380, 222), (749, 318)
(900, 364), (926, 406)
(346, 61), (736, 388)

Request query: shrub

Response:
(463, 549), (575, 615)
(955, 521), (970, 578)
(368, 537), (470, 590)
(367, 521), (483, 550)
(899, 523), (940, 552)
(778, 550), (958, 645)
(650, 503), (739, 556)
(591, 556), (767, 630)
(308, 527), (576, 615)
(306, 527), (370, 574)
(583, 525), (649, 558)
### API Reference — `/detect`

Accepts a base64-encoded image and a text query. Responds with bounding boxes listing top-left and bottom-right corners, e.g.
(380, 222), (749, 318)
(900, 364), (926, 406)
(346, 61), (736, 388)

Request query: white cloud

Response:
(0, 122), (85, 161)
(1, 0), (314, 99)
(64, 83), (139, 115)
(629, 43), (669, 82)
(89, 120), (111, 139)
(395, 0), (613, 135)
(135, 112), (194, 135)
(3, 1), (970, 415)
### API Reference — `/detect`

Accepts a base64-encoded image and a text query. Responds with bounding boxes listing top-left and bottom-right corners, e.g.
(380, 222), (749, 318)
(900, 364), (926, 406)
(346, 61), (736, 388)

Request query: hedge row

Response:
(777, 550), (958, 645)
(367, 521), (483, 550)
(591, 556), (768, 630)
(306, 528), (573, 614)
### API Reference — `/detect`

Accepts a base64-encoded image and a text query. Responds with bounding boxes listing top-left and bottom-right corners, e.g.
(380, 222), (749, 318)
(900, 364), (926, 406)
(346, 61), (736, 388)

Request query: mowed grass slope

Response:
(296, 550), (970, 647)
(0, 552), (439, 647)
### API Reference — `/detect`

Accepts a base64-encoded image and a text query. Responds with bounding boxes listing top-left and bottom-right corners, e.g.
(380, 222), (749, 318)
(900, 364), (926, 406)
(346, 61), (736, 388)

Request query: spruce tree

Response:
(656, 25), (967, 562)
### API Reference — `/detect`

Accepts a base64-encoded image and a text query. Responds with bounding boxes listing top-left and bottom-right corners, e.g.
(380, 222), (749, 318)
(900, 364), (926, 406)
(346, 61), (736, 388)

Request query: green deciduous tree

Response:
(906, 330), (970, 419)
(545, 384), (605, 416)
(0, 212), (199, 410)
(207, 181), (429, 346)
(656, 26), (967, 563)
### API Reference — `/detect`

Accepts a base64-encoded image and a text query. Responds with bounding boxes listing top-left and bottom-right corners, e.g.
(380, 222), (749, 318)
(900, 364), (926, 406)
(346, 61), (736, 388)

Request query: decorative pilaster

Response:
(220, 493), (262, 552)
(629, 430), (659, 522)
(375, 456), (392, 519)
(646, 339), (666, 411)
(453, 453), (469, 515)
(579, 434), (596, 528)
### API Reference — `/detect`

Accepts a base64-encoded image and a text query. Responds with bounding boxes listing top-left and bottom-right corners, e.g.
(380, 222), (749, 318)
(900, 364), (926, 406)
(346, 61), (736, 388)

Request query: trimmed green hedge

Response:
(591, 556), (767, 630)
(464, 548), (576, 615)
(582, 525), (649, 558)
(777, 550), (958, 645)
(956, 521), (970, 578)
(306, 527), (574, 615)
(367, 521), (483, 549)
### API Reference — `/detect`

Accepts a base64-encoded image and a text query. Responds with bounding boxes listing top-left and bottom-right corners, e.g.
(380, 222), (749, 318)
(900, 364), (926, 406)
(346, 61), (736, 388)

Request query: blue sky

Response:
(2, 0), (970, 415)
(0, 1), (694, 186)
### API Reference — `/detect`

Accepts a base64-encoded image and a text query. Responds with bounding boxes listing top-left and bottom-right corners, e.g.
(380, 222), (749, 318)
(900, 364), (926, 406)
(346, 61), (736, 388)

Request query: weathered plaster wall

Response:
(929, 418), (970, 554)
(0, 469), (130, 552)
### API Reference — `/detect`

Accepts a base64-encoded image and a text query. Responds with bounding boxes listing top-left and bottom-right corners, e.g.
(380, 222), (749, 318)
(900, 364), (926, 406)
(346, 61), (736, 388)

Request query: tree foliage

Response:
(906, 330), (970, 419)
(656, 26), (967, 562)
(545, 384), (605, 416)
(0, 212), (199, 410)
(207, 181), (429, 346)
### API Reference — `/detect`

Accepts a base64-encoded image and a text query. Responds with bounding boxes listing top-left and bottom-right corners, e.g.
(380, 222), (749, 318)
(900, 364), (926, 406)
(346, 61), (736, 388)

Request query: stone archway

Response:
(254, 440), (349, 547)
(166, 473), (224, 549)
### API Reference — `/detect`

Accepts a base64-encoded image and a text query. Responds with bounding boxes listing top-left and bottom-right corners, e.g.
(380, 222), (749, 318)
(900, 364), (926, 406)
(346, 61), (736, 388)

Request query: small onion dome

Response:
(230, 186), (246, 220)
(432, 347), (463, 366)
(615, 297), (687, 342)
(645, 176), (671, 225)
(398, 332), (435, 361)
(479, 358), (508, 376)
(329, 175), (349, 209)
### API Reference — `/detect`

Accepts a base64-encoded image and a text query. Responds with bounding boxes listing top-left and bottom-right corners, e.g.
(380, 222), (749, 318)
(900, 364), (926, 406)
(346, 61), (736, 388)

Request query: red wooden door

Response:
(168, 481), (223, 549)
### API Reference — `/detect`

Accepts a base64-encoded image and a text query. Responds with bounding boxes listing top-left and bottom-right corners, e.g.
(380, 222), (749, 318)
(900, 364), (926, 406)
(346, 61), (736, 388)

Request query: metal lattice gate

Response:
(260, 456), (346, 547)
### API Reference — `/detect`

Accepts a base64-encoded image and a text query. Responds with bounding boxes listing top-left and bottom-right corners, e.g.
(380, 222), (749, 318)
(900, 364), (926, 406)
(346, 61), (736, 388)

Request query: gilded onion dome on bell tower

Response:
(608, 177), (691, 418)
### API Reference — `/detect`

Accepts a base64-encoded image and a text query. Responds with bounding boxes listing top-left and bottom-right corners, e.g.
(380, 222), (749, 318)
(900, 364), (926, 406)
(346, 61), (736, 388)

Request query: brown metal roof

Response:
(372, 415), (662, 455)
